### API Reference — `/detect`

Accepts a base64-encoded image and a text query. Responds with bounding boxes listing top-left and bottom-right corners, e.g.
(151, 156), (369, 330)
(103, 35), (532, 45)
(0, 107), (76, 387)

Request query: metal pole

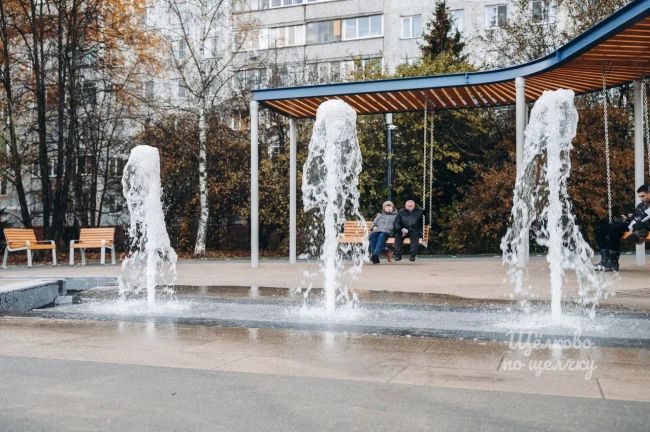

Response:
(515, 77), (529, 265)
(634, 79), (646, 266)
(289, 118), (297, 264)
(386, 113), (393, 201)
(250, 100), (259, 268)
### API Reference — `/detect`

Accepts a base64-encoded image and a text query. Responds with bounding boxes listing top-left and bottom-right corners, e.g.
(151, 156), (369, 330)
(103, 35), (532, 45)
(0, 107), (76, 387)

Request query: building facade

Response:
(230, 0), (567, 90)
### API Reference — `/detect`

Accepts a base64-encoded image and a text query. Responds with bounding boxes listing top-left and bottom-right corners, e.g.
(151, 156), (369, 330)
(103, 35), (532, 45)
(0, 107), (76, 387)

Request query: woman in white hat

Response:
(369, 201), (397, 264)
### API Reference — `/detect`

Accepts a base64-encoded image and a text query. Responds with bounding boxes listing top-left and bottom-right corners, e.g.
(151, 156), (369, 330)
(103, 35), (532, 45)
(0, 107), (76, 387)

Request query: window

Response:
(235, 28), (269, 51)
(174, 40), (187, 60)
(235, 0), (267, 12)
(108, 158), (124, 177)
(176, 79), (187, 98)
(77, 156), (95, 176)
(305, 63), (318, 83)
(401, 55), (420, 66)
(168, 6), (193, 28)
(342, 15), (382, 40)
(450, 9), (464, 34)
(329, 61), (340, 81)
(276, 65), (289, 86)
(142, 6), (154, 27)
(486, 5), (507, 28)
(531, 1), (555, 23)
(400, 15), (421, 39)
(306, 20), (342, 44)
(340, 60), (354, 78)
(270, 0), (303, 7)
(32, 159), (58, 178)
(82, 81), (97, 106)
(206, 36), (219, 58)
(269, 25), (305, 48)
(490, 50), (508, 67)
(237, 0), (334, 10)
(359, 57), (382, 75)
(144, 80), (154, 100)
(235, 69), (268, 89)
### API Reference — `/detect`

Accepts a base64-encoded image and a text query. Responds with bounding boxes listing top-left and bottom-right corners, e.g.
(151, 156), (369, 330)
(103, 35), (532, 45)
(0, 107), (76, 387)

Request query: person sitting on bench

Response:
(369, 201), (397, 264)
(594, 184), (650, 272)
(393, 198), (424, 262)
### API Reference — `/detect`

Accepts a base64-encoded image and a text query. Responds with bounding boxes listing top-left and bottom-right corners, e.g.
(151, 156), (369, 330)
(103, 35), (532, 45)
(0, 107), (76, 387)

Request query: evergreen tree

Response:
(420, 1), (466, 62)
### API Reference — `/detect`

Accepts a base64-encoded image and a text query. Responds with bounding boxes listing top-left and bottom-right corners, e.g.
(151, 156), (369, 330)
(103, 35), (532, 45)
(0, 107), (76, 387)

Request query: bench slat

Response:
(622, 231), (650, 241)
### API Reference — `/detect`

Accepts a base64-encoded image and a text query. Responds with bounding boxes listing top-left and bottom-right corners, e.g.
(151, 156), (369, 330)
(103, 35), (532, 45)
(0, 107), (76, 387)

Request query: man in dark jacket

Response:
(594, 184), (650, 272)
(393, 199), (424, 262)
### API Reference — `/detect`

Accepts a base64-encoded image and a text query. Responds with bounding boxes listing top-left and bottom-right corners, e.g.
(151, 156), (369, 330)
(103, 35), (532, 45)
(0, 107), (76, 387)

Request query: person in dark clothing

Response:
(393, 199), (424, 262)
(594, 184), (650, 272)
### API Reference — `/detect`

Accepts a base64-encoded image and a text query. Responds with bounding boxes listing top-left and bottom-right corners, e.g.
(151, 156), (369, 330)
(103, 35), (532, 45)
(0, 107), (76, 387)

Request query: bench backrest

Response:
(4, 228), (37, 248)
(341, 221), (371, 236)
(79, 227), (115, 242)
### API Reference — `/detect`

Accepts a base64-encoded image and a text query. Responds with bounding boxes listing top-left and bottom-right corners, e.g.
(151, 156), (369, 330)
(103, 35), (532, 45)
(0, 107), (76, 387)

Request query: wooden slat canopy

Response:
(253, 0), (650, 118)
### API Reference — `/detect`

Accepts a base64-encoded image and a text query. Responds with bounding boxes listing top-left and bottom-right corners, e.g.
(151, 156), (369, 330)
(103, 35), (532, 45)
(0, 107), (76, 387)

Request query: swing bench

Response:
(622, 231), (650, 241)
(336, 221), (430, 261)
(336, 221), (430, 247)
(602, 73), (650, 244)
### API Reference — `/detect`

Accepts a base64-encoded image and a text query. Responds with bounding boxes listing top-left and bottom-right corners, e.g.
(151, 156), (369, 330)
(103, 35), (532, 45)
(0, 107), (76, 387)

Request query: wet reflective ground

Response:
(2, 290), (650, 430)
(23, 286), (650, 348)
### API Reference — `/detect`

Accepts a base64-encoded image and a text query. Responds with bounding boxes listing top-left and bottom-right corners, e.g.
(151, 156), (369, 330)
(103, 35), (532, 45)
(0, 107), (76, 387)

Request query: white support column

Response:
(289, 118), (297, 264)
(250, 100), (259, 268)
(515, 77), (529, 265)
(634, 79), (646, 266)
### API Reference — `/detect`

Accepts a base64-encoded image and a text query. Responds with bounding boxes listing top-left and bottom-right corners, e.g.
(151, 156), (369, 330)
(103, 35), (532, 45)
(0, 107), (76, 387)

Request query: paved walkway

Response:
(2, 255), (650, 310)
(0, 317), (648, 431)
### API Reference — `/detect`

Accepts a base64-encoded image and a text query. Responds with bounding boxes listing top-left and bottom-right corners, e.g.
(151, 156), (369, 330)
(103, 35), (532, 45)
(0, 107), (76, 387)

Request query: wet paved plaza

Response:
(1, 257), (650, 430)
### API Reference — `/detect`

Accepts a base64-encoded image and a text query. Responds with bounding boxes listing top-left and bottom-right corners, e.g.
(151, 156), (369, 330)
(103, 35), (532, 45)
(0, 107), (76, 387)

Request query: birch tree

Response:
(163, 0), (240, 256)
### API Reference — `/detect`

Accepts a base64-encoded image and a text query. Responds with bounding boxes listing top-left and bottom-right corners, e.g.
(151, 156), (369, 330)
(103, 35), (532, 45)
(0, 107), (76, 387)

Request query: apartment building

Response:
(230, 0), (567, 90)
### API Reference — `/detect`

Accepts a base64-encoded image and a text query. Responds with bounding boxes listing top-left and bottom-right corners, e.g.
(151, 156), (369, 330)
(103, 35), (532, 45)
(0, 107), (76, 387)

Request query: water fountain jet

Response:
(501, 89), (613, 322)
(302, 100), (365, 316)
(119, 145), (177, 308)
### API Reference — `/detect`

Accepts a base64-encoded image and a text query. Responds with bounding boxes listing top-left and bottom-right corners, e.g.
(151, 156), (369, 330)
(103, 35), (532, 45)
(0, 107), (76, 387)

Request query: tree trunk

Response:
(194, 103), (209, 256)
(52, 0), (68, 241)
(29, 1), (52, 235)
(52, 0), (80, 242)
(0, 2), (32, 227)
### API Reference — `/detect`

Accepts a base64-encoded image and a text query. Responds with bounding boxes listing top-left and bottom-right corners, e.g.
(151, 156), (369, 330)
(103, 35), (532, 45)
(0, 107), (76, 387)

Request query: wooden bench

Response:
(336, 221), (372, 244)
(2, 228), (57, 267)
(622, 231), (650, 241)
(336, 221), (430, 261)
(69, 227), (116, 265)
(386, 225), (431, 248)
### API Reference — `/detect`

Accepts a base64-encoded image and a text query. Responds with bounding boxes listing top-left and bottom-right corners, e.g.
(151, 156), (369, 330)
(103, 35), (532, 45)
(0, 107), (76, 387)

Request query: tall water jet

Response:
(119, 145), (177, 308)
(501, 89), (611, 322)
(302, 100), (365, 316)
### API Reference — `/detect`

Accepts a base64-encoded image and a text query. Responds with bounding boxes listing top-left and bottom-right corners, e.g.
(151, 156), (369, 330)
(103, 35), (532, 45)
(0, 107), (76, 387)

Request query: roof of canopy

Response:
(251, 0), (650, 118)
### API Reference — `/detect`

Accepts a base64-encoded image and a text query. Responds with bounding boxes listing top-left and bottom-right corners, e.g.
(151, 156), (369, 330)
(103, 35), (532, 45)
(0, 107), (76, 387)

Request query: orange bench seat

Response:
(69, 228), (116, 265)
(3, 228), (57, 267)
